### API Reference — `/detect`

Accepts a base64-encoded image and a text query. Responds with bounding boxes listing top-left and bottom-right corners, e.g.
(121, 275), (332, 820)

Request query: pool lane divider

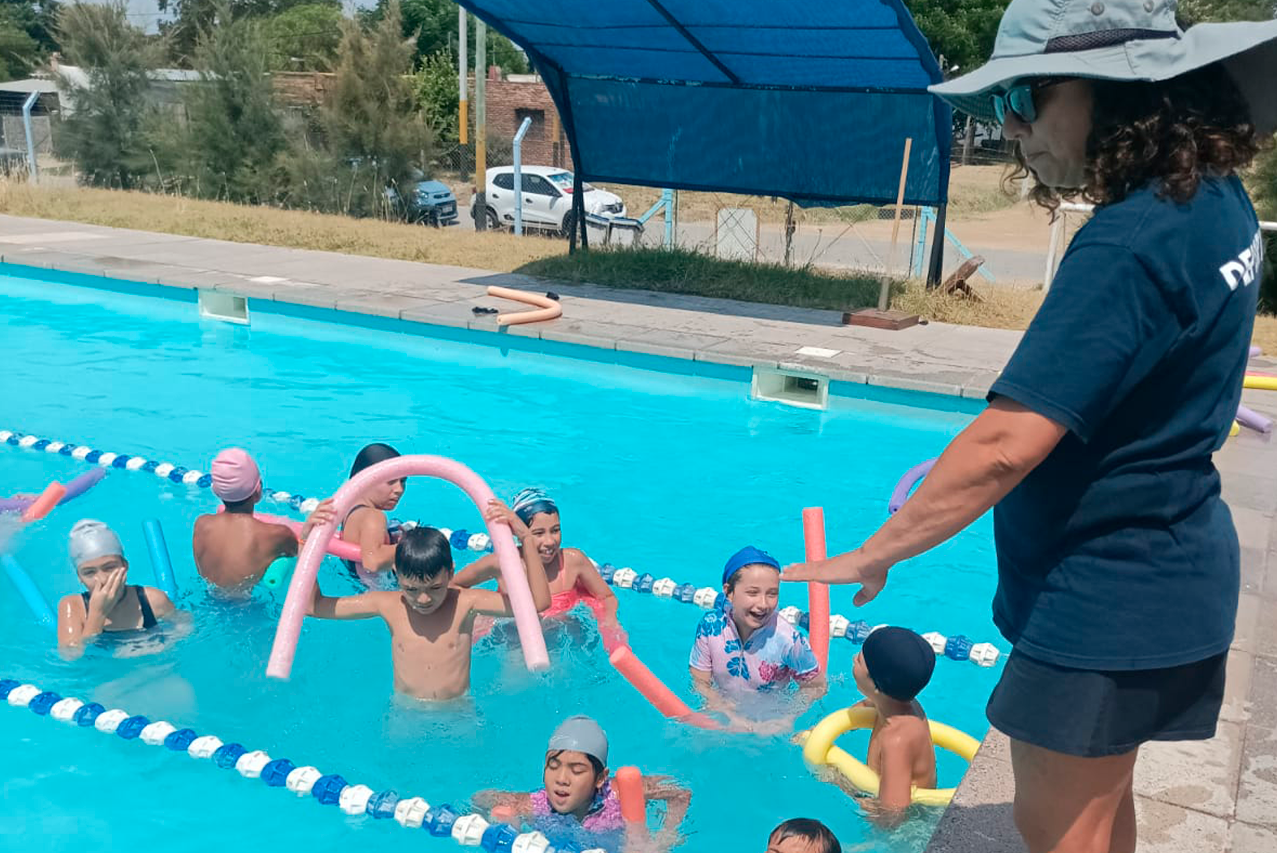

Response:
(0, 678), (601, 853)
(0, 429), (495, 553)
(593, 562), (1002, 668)
(2, 428), (1001, 665)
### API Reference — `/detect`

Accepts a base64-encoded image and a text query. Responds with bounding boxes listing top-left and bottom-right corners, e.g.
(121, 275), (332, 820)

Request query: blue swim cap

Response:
(722, 546), (781, 586)
(862, 626), (936, 702)
(512, 488), (558, 524)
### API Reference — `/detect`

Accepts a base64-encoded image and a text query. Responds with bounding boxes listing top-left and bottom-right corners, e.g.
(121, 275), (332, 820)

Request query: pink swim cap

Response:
(210, 447), (262, 503)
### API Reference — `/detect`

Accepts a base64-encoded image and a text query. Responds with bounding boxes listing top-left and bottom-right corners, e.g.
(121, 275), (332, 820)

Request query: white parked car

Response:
(473, 166), (626, 234)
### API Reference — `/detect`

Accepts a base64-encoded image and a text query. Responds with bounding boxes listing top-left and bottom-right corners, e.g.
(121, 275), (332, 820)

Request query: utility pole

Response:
(458, 9), (468, 146)
(474, 19), (487, 231)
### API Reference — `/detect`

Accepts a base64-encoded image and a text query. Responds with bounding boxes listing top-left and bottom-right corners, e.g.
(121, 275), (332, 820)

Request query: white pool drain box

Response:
(198, 290), (250, 325)
(751, 366), (829, 411)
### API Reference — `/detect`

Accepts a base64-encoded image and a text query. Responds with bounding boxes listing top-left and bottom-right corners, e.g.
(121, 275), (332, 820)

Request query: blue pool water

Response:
(0, 264), (999, 853)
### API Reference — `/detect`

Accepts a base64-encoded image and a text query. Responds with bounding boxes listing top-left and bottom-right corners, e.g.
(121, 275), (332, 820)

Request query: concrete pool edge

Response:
(0, 220), (1015, 410)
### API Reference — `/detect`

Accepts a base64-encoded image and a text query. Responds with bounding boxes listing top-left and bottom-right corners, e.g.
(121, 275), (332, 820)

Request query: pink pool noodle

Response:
(249, 511), (363, 563)
(266, 455), (549, 678)
(608, 646), (720, 730)
(1237, 404), (1273, 435)
(802, 507), (830, 674)
(20, 482), (67, 522)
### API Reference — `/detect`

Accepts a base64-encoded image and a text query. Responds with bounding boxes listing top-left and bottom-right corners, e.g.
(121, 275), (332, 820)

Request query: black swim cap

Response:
(862, 626), (936, 702)
(350, 443), (401, 478)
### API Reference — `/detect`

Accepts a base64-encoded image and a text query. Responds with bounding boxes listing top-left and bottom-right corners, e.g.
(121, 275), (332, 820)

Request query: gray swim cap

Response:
(547, 715), (608, 765)
(69, 519), (124, 568)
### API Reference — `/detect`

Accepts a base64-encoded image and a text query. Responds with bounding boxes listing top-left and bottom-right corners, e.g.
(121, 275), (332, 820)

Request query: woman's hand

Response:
(782, 548), (890, 606)
(484, 499), (530, 540)
(88, 568), (128, 615)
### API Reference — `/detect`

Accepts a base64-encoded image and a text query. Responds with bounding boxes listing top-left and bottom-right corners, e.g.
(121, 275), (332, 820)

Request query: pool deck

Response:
(2, 213), (1276, 852)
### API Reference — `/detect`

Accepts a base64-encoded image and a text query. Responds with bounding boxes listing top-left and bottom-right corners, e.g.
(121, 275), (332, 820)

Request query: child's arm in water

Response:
(451, 554), (502, 589)
(574, 552), (622, 629)
(463, 500), (552, 616)
(344, 506), (397, 573)
(866, 727), (919, 825)
(643, 775), (692, 848)
(471, 790), (534, 825)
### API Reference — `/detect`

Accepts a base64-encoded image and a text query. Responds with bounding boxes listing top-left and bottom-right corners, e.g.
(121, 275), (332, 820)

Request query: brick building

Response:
(271, 68), (573, 170)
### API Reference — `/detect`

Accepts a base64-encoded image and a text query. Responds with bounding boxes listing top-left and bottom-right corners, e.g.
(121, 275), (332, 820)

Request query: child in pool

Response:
(192, 448), (327, 596)
(57, 519), (177, 657)
(765, 818), (841, 853)
(453, 488), (624, 645)
(474, 715), (691, 853)
(852, 626), (937, 821)
(689, 546), (827, 732)
(308, 500), (551, 700)
(339, 442), (406, 580)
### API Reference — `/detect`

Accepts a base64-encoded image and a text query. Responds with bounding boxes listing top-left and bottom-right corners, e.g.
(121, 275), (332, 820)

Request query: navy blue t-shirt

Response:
(990, 175), (1261, 670)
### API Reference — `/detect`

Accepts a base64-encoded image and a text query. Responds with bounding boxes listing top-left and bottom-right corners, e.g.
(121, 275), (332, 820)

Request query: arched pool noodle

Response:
(802, 507), (830, 674)
(266, 455), (549, 679)
(1, 553), (55, 630)
(0, 468), (107, 514)
(608, 645), (720, 730)
(1237, 404), (1273, 435)
(143, 519), (179, 600)
(888, 458), (937, 515)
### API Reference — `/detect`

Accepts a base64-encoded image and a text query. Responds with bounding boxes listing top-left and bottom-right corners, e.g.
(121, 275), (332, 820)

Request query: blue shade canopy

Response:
(457, 0), (952, 206)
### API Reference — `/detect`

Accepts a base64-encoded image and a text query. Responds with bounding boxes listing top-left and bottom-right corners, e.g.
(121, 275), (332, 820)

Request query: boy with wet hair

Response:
(308, 499), (551, 700)
(766, 818), (841, 853)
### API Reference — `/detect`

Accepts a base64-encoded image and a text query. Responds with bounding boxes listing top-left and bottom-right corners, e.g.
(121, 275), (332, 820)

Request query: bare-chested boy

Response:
(852, 626), (938, 822)
(193, 448), (314, 596)
(308, 500), (551, 700)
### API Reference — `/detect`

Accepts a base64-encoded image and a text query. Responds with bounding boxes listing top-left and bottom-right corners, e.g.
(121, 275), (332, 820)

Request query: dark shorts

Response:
(986, 648), (1227, 757)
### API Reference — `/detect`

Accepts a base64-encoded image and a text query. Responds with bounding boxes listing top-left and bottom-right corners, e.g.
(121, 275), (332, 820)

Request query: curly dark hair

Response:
(1009, 62), (1264, 213)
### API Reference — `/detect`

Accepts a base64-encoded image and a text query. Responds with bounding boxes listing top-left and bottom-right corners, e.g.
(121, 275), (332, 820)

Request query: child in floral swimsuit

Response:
(689, 546), (827, 732)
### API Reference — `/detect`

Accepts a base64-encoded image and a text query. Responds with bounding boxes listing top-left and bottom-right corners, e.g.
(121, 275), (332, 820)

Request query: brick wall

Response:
(270, 71), (573, 170)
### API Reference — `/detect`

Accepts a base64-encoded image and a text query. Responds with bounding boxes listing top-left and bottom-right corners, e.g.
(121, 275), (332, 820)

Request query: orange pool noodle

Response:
(20, 482), (67, 523)
(614, 766), (646, 824)
(487, 285), (562, 326)
(803, 507), (830, 673)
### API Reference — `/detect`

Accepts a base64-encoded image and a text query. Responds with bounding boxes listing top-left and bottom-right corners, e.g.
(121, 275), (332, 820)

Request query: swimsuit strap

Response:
(134, 585), (158, 630)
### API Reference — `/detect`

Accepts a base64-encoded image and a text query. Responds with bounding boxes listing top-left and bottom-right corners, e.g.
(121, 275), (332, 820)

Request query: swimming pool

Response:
(0, 263), (999, 853)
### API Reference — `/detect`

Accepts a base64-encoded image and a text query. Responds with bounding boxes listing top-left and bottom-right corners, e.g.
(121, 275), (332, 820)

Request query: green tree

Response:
(319, 0), (429, 216)
(901, 0), (1007, 77)
(0, 0), (60, 81)
(56, 2), (162, 189)
(262, 1), (342, 71)
(157, 0), (312, 64)
(416, 47), (457, 143)
(172, 2), (284, 202)
(367, 0), (527, 73)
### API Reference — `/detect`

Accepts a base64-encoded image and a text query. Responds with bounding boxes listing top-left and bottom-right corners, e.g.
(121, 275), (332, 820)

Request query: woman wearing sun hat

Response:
(784, 2), (1274, 851)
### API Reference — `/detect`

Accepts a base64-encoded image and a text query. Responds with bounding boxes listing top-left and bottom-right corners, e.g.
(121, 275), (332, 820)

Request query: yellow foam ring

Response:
(1231, 421), (1241, 437)
(1244, 375), (1277, 391)
(800, 705), (980, 807)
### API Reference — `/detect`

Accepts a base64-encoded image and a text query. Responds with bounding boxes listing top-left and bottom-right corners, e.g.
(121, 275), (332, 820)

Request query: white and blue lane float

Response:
(0, 677), (593, 853)
(1, 428), (1001, 667)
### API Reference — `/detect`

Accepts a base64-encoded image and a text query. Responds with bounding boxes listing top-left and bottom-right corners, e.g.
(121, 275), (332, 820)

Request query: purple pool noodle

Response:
(1250, 346), (1262, 359)
(1237, 404), (1273, 435)
(888, 458), (937, 515)
(0, 467), (107, 513)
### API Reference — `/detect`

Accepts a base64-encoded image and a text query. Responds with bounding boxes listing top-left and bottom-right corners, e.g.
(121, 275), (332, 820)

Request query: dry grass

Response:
(3, 179), (1273, 350)
(0, 180), (565, 272)
(899, 282), (1277, 355)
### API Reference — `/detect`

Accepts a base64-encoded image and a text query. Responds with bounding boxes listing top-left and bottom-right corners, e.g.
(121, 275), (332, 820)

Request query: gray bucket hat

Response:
(930, 0), (1277, 132)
